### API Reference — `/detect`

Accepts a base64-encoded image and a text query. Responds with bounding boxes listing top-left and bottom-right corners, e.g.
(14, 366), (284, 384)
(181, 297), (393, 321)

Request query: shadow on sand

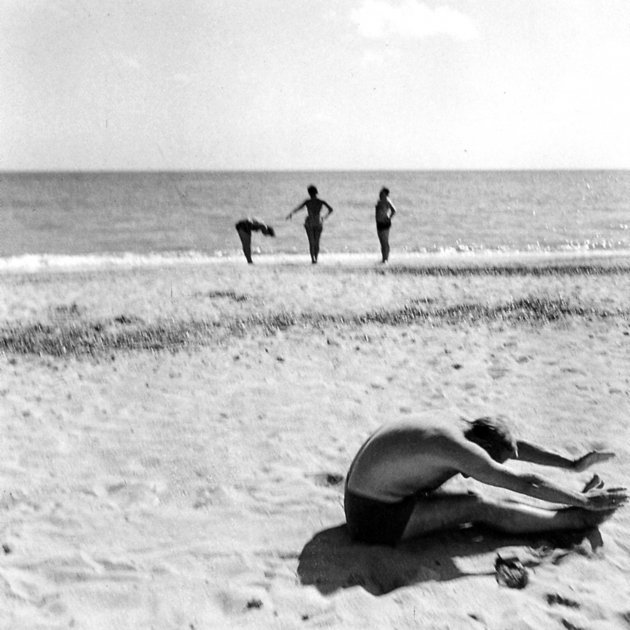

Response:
(297, 523), (603, 596)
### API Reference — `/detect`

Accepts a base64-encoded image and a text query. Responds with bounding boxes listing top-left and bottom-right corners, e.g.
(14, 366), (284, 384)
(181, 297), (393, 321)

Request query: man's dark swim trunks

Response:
(376, 219), (392, 232)
(344, 489), (416, 546)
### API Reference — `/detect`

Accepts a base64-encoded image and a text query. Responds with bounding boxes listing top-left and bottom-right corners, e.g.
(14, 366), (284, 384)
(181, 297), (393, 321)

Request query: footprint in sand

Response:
(488, 365), (509, 380)
(193, 485), (240, 509)
(546, 593), (580, 609)
(309, 473), (344, 488)
(96, 558), (137, 573)
(103, 481), (164, 508)
(193, 486), (219, 509)
(0, 570), (74, 619)
(0, 570), (48, 607)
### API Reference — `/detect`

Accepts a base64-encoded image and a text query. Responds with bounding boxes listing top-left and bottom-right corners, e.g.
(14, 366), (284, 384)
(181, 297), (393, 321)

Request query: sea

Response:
(1, 170), (629, 269)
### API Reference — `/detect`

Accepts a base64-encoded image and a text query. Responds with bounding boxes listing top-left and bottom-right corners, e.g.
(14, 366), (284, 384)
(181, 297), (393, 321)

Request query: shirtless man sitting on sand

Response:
(344, 412), (627, 546)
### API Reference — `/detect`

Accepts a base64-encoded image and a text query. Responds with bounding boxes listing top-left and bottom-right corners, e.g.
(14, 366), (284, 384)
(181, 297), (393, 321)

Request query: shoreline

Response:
(2, 247), (630, 275)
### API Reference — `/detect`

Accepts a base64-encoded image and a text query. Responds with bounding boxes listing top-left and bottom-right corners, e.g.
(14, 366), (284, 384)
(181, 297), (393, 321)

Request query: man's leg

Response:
(377, 228), (390, 263)
(401, 492), (614, 541)
(237, 228), (253, 263)
(305, 226), (317, 263)
(313, 226), (322, 262)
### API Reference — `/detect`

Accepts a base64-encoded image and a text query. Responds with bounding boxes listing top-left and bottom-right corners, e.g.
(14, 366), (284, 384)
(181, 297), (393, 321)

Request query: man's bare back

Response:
(346, 413), (474, 501)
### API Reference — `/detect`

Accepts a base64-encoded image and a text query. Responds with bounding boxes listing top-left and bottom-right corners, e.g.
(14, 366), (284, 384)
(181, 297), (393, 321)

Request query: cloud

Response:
(351, 0), (478, 41)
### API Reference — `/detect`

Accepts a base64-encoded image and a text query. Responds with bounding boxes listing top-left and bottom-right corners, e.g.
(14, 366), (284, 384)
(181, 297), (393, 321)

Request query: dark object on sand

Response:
(546, 593), (580, 608)
(495, 554), (529, 589)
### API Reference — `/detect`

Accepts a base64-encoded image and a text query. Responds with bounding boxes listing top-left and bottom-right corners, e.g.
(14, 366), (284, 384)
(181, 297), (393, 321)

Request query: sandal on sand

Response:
(495, 554), (529, 589)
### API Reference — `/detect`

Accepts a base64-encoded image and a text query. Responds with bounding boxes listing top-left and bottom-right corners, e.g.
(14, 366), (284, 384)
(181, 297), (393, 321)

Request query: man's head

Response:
(464, 416), (517, 463)
(307, 185), (318, 197)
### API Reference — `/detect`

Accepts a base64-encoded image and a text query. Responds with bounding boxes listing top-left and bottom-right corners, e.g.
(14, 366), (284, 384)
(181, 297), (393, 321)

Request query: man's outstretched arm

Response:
(515, 440), (615, 472)
(451, 441), (627, 510)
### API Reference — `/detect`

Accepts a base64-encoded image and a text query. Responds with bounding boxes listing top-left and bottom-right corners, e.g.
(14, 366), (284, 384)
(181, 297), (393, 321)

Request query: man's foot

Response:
(562, 506), (617, 528)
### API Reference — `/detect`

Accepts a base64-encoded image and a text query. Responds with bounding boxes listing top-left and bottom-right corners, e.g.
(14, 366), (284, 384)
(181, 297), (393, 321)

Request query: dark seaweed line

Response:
(1, 297), (627, 357)
(380, 264), (630, 277)
(242, 296), (626, 330)
(0, 320), (223, 357)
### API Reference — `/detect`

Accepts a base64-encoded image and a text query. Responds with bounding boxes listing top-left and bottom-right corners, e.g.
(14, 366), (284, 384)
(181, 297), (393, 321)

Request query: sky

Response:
(1, 0), (629, 171)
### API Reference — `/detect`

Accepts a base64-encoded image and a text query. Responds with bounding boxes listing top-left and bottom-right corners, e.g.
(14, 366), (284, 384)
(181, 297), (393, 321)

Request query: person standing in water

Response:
(375, 187), (397, 263)
(234, 217), (275, 264)
(286, 185), (333, 264)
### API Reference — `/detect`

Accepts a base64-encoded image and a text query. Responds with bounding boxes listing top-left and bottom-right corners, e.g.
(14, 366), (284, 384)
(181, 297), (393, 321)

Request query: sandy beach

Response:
(1, 252), (630, 629)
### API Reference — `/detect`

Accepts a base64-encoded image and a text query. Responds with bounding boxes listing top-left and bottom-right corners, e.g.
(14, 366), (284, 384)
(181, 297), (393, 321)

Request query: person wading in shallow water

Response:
(234, 217), (275, 264)
(374, 187), (397, 263)
(286, 185), (333, 264)
(344, 411), (626, 546)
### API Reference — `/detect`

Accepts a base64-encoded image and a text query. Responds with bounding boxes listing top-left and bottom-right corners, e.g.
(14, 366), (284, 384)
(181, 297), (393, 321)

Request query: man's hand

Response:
(583, 486), (627, 511)
(582, 473), (602, 492)
(573, 451), (615, 472)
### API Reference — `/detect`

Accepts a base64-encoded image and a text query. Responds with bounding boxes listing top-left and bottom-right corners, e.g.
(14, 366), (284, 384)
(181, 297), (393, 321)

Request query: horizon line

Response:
(1, 167), (629, 175)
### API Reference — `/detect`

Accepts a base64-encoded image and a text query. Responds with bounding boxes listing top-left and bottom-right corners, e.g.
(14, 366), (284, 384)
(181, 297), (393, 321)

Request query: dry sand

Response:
(1, 253), (630, 629)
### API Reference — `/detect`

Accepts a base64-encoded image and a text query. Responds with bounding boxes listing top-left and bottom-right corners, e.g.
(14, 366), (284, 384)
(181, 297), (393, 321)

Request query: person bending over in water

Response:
(235, 217), (275, 264)
(286, 185), (333, 264)
(344, 411), (626, 546)
(375, 187), (397, 263)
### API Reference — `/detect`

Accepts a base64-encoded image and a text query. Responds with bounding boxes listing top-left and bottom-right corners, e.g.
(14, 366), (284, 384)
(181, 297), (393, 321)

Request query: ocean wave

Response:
(0, 251), (224, 273)
(2, 245), (630, 274)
